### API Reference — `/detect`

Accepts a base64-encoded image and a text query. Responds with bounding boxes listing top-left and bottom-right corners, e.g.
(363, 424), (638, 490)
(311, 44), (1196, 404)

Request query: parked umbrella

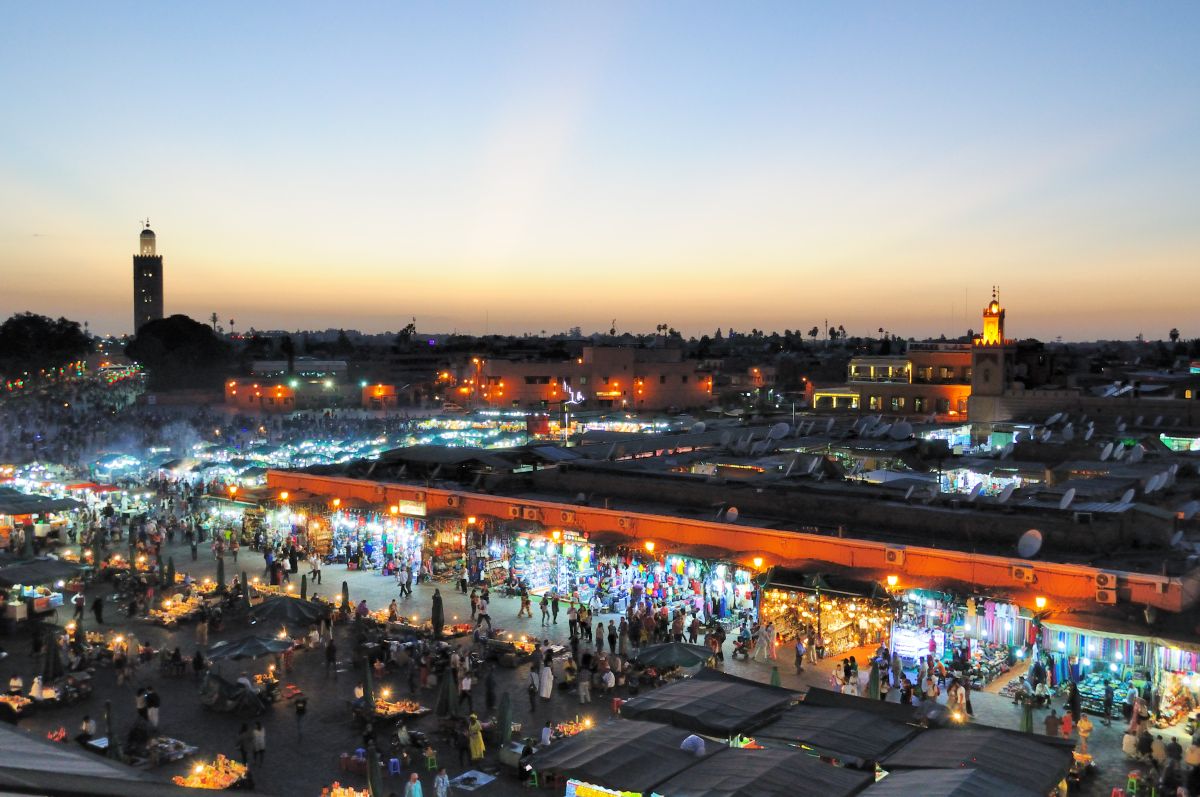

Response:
(207, 635), (293, 662)
(216, 556), (226, 591)
(1020, 697), (1034, 733)
(498, 691), (513, 745)
(104, 699), (120, 760)
(633, 642), (715, 669)
(363, 658), (375, 706)
(866, 662), (880, 700)
(367, 747), (385, 797)
(300, 573), (308, 600)
(341, 580), (350, 613)
(431, 589), (444, 639)
(22, 526), (34, 558)
(248, 596), (329, 626)
(241, 571), (251, 611)
(165, 557), (175, 589)
(770, 666), (781, 688)
(435, 671), (459, 718)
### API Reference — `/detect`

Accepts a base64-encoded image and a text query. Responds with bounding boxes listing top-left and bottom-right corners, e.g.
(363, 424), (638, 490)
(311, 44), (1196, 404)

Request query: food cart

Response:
(172, 755), (250, 789)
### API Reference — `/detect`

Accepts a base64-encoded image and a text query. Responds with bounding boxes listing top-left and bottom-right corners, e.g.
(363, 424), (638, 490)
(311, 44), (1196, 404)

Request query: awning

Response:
(754, 703), (919, 763)
(588, 530), (634, 546)
(859, 769), (1040, 797)
(1042, 614), (1200, 654)
(619, 668), (795, 736)
(0, 489), (84, 515)
(649, 747), (872, 797)
(880, 727), (1074, 795)
(0, 559), (84, 589)
(764, 567), (888, 599)
(666, 543), (736, 562)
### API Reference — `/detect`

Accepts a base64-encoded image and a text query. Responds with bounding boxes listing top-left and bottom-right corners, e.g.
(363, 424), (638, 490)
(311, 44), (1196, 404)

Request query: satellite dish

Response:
(767, 422), (789, 440)
(1040, 429), (1052, 443)
(1058, 488), (1076, 510)
(1119, 488), (1135, 504)
(1128, 445), (1144, 464)
(805, 457), (820, 475)
(1100, 442), (1113, 461)
(1113, 445), (1126, 461)
(1134, 415), (1144, 426)
(1154, 415), (1163, 427)
(719, 431), (733, 447)
(574, 492), (587, 503)
(1017, 529), (1044, 559)
(1083, 427), (1094, 441)
(903, 486), (915, 502)
(1148, 474), (1163, 493)
(890, 421), (913, 440)
(725, 507), (739, 523)
(875, 423), (892, 438)
(1116, 422), (1126, 433)
(690, 421), (707, 434)
(1062, 426), (1075, 442)
(1171, 530), (1185, 548)
(967, 483), (983, 502)
(997, 483), (1016, 504)
(1046, 413), (1062, 425)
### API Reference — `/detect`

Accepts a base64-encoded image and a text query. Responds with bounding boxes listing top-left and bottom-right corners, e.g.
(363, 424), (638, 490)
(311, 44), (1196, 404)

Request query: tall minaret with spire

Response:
(132, 219), (163, 332)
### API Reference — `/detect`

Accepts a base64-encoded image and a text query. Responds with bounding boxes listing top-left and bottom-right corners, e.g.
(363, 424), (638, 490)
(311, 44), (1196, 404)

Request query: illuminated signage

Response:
(397, 500), (426, 517)
(562, 381), (584, 405)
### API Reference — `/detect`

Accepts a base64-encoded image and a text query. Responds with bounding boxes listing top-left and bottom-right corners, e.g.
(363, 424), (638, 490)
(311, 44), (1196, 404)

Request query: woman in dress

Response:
(539, 661), (554, 700)
(467, 714), (485, 761)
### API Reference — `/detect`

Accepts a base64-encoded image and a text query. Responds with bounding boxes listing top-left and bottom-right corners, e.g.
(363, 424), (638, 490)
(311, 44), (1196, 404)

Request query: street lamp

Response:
(644, 540), (655, 554)
(1035, 596), (1047, 610)
(753, 556), (764, 570)
(887, 575), (899, 587)
(278, 491), (289, 501)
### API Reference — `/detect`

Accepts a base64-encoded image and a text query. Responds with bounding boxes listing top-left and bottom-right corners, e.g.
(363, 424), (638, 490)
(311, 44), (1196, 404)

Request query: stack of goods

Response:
(323, 783), (369, 797)
(172, 756), (248, 789)
(373, 697), (429, 718)
(1076, 672), (1124, 719)
(149, 595), (205, 627)
(0, 695), (33, 716)
(553, 718), (592, 738)
(965, 643), (1011, 689)
(145, 736), (198, 764)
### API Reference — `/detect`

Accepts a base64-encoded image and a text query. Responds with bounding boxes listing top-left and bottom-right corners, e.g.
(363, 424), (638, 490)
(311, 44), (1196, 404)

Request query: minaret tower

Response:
(132, 219), (164, 332)
(979, 285), (1006, 346)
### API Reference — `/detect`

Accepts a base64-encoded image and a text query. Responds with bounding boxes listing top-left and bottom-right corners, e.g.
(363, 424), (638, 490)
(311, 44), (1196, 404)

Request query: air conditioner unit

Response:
(560, 510), (576, 524)
(1011, 565), (1035, 583)
(1095, 588), (1117, 605)
(1154, 581), (1169, 595)
(446, 495), (461, 508)
(617, 516), (635, 530)
(507, 506), (521, 519)
(885, 548), (905, 566)
(523, 507), (540, 521)
(412, 491), (425, 502)
(374, 485), (386, 498)
(1095, 572), (1117, 589)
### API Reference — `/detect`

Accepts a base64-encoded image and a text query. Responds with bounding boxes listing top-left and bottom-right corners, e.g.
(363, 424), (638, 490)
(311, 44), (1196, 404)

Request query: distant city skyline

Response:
(2, 2), (1198, 340)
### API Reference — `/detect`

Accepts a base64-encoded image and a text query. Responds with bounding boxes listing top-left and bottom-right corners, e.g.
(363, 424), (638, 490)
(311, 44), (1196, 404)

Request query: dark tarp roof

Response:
(649, 747), (873, 797)
(802, 687), (923, 725)
(754, 703), (919, 763)
(527, 719), (721, 793)
(0, 488), (84, 515)
(0, 558), (83, 588)
(859, 768), (1041, 797)
(0, 722), (271, 797)
(764, 567), (888, 599)
(881, 727), (1074, 795)
(619, 668), (796, 736)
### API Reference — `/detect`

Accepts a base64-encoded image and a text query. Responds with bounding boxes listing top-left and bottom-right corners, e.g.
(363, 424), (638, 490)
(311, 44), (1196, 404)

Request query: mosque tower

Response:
(132, 220), (163, 332)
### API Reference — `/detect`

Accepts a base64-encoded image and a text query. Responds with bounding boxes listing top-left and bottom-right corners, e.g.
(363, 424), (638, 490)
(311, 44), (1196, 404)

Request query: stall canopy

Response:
(247, 596), (330, 626)
(0, 488), (83, 515)
(527, 720), (721, 793)
(763, 568), (888, 599)
(588, 530), (634, 546)
(649, 747), (872, 797)
(0, 722), (272, 797)
(619, 669), (795, 736)
(802, 686), (922, 724)
(754, 703), (918, 763)
(880, 727), (1074, 795)
(0, 558), (83, 589)
(859, 769), (1040, 797)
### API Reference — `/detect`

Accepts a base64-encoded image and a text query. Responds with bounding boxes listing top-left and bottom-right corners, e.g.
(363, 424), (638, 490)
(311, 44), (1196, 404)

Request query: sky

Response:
(1, 2), (1198, 341)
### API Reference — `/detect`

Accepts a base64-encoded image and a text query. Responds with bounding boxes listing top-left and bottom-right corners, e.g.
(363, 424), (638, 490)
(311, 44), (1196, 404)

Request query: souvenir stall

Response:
(510, 531), (597, 600)
(1152, 644), (1200, 728)
(890, 591), (1026, 689)
(426, 515), (468, 578)
(758, 570), (891, 655)
(1042, 622), (1149, 720)
(589, 546), (655, 613)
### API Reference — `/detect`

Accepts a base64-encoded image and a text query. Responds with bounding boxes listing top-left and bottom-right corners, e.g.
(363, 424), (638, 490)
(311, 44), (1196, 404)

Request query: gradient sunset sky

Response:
(2, 2), (1198, 340)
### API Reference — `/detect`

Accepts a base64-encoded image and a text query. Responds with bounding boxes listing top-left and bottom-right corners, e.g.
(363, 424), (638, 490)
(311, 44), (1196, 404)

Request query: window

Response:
(681, 376), (688, 383)
(957, 398), (968, 413)
(890, 397), (905, 411)
(916, 366), (933, 383)
(913, 397), (927, 413)
(936, 398), (950, 414)
(869, 396), (882, 410)
(660, 375), (667, 384)
(578, 376), (588, 385)
(939, 366), (955, 381)
(964, 368), (973, 381)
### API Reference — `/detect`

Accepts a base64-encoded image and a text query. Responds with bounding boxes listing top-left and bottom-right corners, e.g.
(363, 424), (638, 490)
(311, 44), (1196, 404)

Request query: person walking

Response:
(467, 714), (485, 761)
(527, 668), (539, 712)
(433, 767), (450, 797)
(1102, 681), (1114, 727)
(73, 591), (85, 621)
(551, 592), (560, 624)
(578, 671), (591, 704)
(607, 622), (617, 656)
(252, 721), (266, 764)
(325, 638), (338, 677)
(540, 595), (550, 627)
(404, 772), (423, 797)
(459, 672), (474, 713)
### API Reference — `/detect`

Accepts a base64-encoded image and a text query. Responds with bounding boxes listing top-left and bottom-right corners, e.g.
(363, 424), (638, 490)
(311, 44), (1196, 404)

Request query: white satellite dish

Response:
(725, 507), (739, 522)
(1040, 429), (1052, 443)
(967, 483), (983, 502)
(1083, 427), (1094, 441)
(1100, 442), (1113, 461)
(1170, 530), (1185, 548)
(719, 431), (733, 447)
(1017, 529), (1044, 559)
(903, 486), (915, 502)
(1113, 445), (1126, 461)
(1134, 415), (1144, 426)
(891, 421), (913, 440)
(1148, 474), (1163, 493)
(1153, 415), (1163, 427)
(1062, 426), (1075, 442)
(1046, 412), (1062, 425)
(997, 483), (1016, 504)
(1128, 445), (1145, 464)
(1119, 488), (1135, 505)
(1058, 488), (1076, 510)
(767, 422), (789, 440)
(690, 421), (707, 434)
(1116, 422), (1126, 432)
(805, 457), (821, 475)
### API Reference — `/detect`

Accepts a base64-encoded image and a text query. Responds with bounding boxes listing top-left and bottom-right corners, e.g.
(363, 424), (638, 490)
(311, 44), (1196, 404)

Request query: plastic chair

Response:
(425, 752), (438, 771)
(354, 747), (366, 760)
(611, 697), (624, 715)
(388, 758), (402, 776)
(1126, 771), (1141, 796)
(339, 753), (351, 772)
(525, 771), (539, 789)
(1110, 789), (1125, 797)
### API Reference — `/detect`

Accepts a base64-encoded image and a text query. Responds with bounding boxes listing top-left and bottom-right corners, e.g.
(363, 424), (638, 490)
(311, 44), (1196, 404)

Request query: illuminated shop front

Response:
(758, 570), (891, 655)
(510, 531), (597, 600)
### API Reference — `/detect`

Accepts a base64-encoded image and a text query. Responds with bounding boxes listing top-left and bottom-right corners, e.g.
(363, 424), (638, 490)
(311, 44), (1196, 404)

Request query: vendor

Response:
(237, 672), (259, 695)
(76, 714), (96, 743)
(8, 674), (23, 695)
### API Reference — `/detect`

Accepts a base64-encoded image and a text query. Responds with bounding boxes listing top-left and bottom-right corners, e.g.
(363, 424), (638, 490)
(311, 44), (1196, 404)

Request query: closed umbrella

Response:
(498, 691), (513, 745)
(367, 747), (385, 797)
(300, 573), (308, 600)
(363, 659), (375, 706)
(866, 662), (881, 700)
(435, 671), (458, 718)
(165, 557), (175, 589)
(431, 589), (444, 639)
(341, 580), (350, 613)
(241, 571), (251, 611)
(216, 556), (226, 591)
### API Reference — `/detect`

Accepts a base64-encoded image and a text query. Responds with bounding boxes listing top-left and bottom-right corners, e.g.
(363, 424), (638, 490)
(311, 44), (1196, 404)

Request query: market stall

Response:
(0, 559), (82, 625)
(758, 570), (890, 656)
(1154, 645), (1200, 727)
(890, 592), (1025, 689)
(172, 756), (249, 789)
(619, 669), (795, 737)
(510, 530), (596, 600)
(649, 747), (873, 797)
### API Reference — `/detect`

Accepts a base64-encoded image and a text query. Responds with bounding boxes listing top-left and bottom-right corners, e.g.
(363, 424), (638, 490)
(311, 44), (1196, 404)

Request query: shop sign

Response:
(397, 500), (426, 517)
(566, 780), (639, 797)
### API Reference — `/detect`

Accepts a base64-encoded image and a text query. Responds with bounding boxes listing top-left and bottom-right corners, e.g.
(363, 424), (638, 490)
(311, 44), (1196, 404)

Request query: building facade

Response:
(448, 346), (713, 411)
(132, 222), (164, 333)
